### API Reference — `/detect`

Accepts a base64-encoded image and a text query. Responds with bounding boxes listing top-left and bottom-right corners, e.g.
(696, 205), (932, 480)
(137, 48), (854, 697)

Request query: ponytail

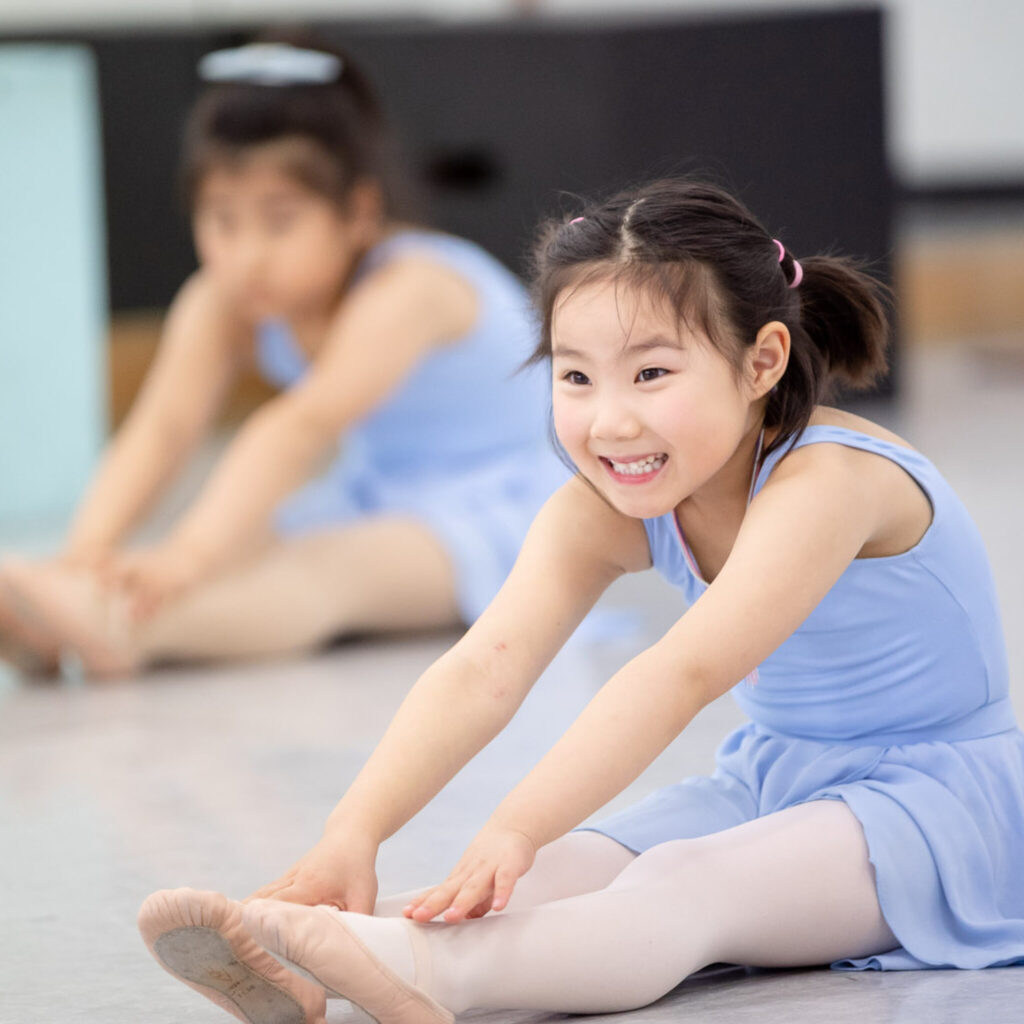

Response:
(764, 254), (890, 451)
(795, 255), (889, 391)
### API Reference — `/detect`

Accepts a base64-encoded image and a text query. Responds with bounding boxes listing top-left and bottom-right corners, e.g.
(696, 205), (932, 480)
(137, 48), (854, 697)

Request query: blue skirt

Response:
(584, 721), (1024, 970)
(273, 450), (568, 623)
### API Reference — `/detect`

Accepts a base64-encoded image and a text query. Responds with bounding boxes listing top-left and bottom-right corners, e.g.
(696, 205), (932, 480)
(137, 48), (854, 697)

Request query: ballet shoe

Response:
(1, 558), (138, 679)
(243, 900), (454, 1024)
(0, 563), (61, 675)
(138, 888), (327, 1024)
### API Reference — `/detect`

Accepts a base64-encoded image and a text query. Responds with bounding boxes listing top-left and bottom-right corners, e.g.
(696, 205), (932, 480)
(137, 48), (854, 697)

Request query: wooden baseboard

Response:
(896, 228), (1024, 345)
(108, 311), (275, 427)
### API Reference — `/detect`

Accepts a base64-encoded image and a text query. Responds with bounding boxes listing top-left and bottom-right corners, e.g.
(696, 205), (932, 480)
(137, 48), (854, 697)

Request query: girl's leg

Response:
(243, 800), (897, 1016)
(2, 518), (461, 674)
(137, 518), (461, 662)
(372, 830), (636, 917)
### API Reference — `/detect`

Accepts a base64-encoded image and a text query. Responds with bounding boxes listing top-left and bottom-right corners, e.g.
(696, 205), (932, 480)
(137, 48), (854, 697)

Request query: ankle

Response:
(336, 911), (418, 990)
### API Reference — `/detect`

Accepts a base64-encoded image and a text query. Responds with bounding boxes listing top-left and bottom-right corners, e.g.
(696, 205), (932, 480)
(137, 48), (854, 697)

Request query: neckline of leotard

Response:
(671, 426), (764, 586)
(672, 423), (940, 585)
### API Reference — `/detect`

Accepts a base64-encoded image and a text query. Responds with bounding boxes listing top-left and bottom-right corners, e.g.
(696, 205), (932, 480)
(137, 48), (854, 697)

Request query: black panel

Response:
(4, 9), (894, 393)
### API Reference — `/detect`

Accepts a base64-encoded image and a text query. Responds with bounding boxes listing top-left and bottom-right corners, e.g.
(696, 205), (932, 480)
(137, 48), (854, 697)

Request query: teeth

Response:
(608, 454), (667, 475)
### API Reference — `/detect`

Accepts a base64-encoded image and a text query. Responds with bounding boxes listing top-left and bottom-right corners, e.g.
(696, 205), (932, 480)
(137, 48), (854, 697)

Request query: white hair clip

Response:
(198, 43), (343, 86)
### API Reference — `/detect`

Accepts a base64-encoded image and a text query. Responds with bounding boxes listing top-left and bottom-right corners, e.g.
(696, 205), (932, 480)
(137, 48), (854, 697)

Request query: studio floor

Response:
(2, 342), (1024, 1024)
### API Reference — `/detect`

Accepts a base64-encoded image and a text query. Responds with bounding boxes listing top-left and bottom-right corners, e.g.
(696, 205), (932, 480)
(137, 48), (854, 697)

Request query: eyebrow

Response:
(551, 335), (683, 359)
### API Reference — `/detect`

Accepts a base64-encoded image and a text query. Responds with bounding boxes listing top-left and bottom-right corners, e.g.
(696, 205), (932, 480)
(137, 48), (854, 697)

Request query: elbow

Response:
(437, 647), (528, 724)
(643, 643), (728, 721)
(683, 656), (750, 711)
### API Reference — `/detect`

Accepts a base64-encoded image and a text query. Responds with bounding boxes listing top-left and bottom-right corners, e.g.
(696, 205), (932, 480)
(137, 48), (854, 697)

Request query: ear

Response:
(746, 320), (790, 398)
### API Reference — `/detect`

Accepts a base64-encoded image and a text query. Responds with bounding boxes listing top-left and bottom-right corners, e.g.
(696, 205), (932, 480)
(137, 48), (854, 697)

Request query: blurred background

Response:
(2, 8), (1023, 1022)
(1, 0), (1022, 536)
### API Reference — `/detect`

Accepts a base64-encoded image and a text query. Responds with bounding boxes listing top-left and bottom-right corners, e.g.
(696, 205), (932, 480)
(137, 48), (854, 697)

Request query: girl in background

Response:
(138, 178), (1024, 1022)
(0, 37), (563, 678)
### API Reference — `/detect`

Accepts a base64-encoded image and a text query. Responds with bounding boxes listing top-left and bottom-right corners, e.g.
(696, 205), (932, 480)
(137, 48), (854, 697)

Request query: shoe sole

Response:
(153, 925), (312, 1024)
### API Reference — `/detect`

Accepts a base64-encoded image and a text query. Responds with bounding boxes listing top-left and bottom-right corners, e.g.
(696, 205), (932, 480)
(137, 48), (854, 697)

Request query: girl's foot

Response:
(0, 559), (138, 679)
(243, 899), (454, 1024)
(138, 888), (327, 1024)
(0, 562), (61, 675)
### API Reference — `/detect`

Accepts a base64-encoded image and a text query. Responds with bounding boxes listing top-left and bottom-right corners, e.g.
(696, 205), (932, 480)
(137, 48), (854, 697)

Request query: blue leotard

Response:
(256, 229), (567, 621)
(587, 424), (1024, 971)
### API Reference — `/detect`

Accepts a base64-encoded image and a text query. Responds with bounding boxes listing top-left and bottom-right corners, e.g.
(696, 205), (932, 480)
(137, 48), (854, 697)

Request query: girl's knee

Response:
(608, 837), (718, 892)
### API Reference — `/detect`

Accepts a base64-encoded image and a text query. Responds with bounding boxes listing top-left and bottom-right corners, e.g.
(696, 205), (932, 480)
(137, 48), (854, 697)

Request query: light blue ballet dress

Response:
(256, 230), (567, 621)
(587, 424), (1024, 971)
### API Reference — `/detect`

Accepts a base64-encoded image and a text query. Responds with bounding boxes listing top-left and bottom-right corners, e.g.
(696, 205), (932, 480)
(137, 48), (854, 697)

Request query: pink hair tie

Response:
(569, 216), (585, 225)
(773, 238), (803, 289)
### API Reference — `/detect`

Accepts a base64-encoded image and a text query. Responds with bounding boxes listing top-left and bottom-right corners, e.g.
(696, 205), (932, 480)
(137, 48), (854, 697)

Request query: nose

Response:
(215, 222), (265, 269)
(235, 237), (270, 277)
(589, 393), (642, 442)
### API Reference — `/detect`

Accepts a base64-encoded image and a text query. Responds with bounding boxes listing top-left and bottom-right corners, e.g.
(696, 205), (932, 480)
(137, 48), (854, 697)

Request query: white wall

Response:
(2, 0), (1021, 188)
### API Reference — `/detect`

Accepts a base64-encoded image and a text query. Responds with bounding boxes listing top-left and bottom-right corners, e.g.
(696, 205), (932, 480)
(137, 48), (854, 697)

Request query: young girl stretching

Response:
(138, 179), (1024, 1023)
(0, 38), (561, 678)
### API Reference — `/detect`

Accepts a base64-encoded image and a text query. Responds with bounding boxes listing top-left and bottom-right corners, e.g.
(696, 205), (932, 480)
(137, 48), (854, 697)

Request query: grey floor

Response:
(2, 342), (1023, 1024)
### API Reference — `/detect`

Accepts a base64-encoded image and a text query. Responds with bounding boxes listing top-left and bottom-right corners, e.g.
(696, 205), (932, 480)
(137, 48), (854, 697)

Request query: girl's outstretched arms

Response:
(118, 256), (475, 615)
(249, 477), (651, 912)
(63, 272), (245, 563)
(407, 443), (893, 923)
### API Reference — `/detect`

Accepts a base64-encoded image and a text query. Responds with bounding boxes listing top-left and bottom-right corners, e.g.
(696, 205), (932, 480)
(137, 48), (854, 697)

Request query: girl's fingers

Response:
(271, 882), (336, 908)
(489, 866), (519, 913)
(464, 895), (494, 919)
(442, 874), (494, 923)
(408, 879), (463, 922)
(246, 869), (299, 901)
(245, 881), (292, 902)
(401, 894), (427, 917)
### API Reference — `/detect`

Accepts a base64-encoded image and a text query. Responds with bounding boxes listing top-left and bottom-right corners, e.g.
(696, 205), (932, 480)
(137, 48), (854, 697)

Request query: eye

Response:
(636, 366), (668, 382)
(204, 209), (236, 234)
(561, 370), (591, 386)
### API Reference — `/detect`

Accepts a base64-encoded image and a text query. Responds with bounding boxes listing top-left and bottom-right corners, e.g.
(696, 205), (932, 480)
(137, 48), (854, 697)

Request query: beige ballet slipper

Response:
(243, 899), (454, 1024)
(0, 563), (61, 674)
(138, 888), (327, 1024)
(1, 558), (138, 678)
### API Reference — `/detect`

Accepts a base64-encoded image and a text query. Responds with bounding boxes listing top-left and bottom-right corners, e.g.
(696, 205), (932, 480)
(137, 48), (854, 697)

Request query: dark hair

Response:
(530, 179), (890, 458)
(179, 31), (408, 216)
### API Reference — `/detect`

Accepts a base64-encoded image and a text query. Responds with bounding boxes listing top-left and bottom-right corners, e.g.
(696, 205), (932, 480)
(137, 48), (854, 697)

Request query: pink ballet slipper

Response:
(138, 888), (327, 1024)
(243, 900), (454, 1024)
(1, 558), (137, 679)
(0, 562), (61, 674)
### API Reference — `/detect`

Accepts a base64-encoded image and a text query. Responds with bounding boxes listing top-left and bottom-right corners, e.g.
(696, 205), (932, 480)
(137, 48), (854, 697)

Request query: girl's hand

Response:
(59, 544), (114, 574)
(246, 831), (380, 915)
(404, 824), (537, 924)
(106, 543), (209, 619)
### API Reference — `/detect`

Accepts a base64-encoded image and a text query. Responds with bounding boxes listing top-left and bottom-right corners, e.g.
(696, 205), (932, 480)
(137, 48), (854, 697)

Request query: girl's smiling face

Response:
(551, 276), (765, 520)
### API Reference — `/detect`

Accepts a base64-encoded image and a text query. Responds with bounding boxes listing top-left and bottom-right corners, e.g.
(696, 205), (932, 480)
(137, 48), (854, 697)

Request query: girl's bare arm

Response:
(411, 443), (893, 921)
(499, 445), (886, 835)
(64, 272), (245, 559)
(160, 255), (477, 576)
(251, 478), (650, 908)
